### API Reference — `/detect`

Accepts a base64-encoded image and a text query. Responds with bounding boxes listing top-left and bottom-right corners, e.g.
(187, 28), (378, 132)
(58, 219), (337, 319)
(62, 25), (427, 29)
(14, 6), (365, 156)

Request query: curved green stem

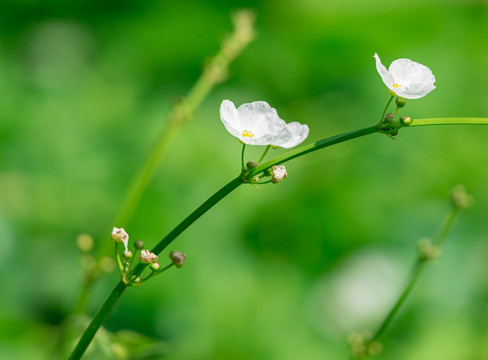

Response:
(258, 145), (271, 164)
(369, 204), (461, 344)
(68, 176), (243, 359)
(380, 95), (395, 121)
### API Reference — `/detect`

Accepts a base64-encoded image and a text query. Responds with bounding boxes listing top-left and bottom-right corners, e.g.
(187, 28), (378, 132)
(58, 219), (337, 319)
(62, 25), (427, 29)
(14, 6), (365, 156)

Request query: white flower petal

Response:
(220, 100), (243, 139)
(374, 53), (436, 99)
(274, 122), (310, 149)
(374, 53), (395, 89)
(219, 100), (309, 148)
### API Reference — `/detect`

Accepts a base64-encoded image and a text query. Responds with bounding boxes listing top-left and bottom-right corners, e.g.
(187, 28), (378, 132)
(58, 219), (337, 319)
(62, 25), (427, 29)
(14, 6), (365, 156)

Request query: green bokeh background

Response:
(1, 0), (488, 359)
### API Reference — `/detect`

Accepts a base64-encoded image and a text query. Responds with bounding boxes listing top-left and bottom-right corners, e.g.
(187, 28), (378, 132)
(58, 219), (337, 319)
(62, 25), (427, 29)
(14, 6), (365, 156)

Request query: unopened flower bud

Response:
(150, 262), (161, 271)
(76, 234), (94, 252)
(451, 185), (473, 209)
(123, 250), (133, 259)
(139, 249), (158, 264)
(383, 113), (394, 125)
(134, 240), (144, 250)
(417, 238), (440, 261)
(399, 115), (412, 126)
(111, 227), (129, 251)
(395, 97), (406, 108)
(271, 165), (287, 184)
(390, 130), (399, 137)
(170, 250), (187, 268)
(244, 161), (258, 172)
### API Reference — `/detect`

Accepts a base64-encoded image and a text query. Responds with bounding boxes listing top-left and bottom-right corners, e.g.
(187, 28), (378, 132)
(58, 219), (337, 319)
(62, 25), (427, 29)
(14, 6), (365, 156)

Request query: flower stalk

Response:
(354, 186), (472, 359)
(69, 118), (487, 360)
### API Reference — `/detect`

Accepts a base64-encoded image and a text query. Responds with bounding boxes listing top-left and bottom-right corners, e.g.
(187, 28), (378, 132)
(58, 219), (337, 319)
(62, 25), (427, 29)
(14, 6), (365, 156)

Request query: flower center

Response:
(242, 130), (254, 138)
(393, 83), (402, 88)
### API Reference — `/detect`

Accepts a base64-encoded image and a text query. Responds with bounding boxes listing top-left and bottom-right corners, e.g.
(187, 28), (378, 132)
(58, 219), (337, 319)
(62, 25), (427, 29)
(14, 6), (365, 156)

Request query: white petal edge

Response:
(374, 53), (394, 89)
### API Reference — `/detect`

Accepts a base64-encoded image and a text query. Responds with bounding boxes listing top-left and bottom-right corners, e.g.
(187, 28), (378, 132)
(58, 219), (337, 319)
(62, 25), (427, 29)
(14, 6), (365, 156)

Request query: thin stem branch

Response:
(241, 143), (246, 169)
(369, 204), (461, 343)
(258, 145), (271, 164)
(95, 10), (255, 260)
(380, 95), (395, 121)
(68, 176), (244, 360)
(409, 117), (488, 127)
(247, 125), (380, 178)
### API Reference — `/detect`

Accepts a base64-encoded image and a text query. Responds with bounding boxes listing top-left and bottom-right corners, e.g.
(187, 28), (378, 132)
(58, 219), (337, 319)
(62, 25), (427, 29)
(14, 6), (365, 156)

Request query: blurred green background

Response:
(1, 0), (488, 359)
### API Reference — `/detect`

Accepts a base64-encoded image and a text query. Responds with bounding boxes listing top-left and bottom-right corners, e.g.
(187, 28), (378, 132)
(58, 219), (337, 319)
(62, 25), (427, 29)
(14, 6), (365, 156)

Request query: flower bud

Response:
(111, 227), (129, 251)
(395, 96), (406, 108)
(139, 249), (158, 264)
(150, 262), (161, 271)
(134, 240), (144, 250)
(399, 115), (412, 126)
(170, 250), (187, 268)
(244, 161), (258, 172)
(123, 250), (133, 259)
(390, 130), (399, 137)
(271, 165), (287, 184)
(383, 113), (394, 126)
(451, 185), (473, 209)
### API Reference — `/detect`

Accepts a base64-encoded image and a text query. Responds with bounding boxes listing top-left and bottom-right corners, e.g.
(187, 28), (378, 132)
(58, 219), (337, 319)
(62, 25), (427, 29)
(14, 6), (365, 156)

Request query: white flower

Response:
(270, 165), (287, 184)
(220, 100), (309, 148)
(111, 227), (129, 252)
(374, 53), (436, 99)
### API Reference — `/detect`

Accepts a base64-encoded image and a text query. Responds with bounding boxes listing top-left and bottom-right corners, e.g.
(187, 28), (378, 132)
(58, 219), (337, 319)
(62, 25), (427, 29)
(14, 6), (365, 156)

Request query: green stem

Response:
(434, 206), (459, 247)
(151, 176), (244, 255)
(247, 125), (380, 178)
(380, 95), (394, 121)
(69, 116), (488, 359)
(409, 117), (488, 127)
(68, 176), (244, 360)
(258, 145), (271, 164)
(68, 281), (127, 360)
(369, 204), (461, 343)
(241, 143), (246, 170)
(95, 10), (255, 260)
(370, 259), (425, 343)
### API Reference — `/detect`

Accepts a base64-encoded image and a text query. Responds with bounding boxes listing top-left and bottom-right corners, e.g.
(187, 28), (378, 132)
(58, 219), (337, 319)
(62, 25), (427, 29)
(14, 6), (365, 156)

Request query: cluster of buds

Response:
(110, 226), (188, 285)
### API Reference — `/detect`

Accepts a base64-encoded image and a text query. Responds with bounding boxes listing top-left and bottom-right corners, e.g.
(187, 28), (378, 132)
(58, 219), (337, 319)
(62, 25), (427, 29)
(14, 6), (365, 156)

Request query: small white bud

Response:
(139, 249), (158, 264)
(271, 165), (287, 184)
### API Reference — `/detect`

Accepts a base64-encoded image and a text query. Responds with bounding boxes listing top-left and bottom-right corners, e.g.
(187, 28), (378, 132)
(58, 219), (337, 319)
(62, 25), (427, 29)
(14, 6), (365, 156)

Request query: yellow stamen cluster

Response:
(242, 129), (254, 137)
